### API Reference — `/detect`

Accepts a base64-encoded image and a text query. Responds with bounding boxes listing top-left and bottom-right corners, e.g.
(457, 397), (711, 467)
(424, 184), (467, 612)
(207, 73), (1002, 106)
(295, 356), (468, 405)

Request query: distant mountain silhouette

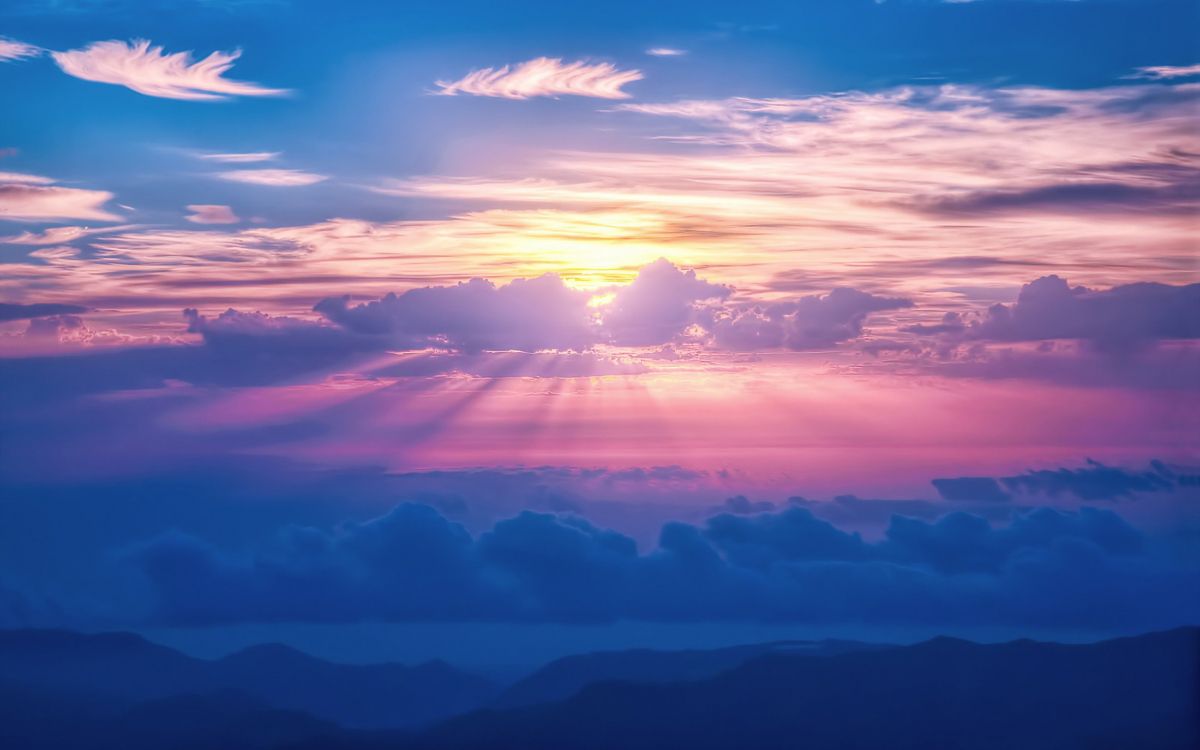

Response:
(383, 627), (1199, 750)
(3, 627), (1197, 749)
(493, 639), (881, 709)
(0, 629), (497, 729)
(0, 681), (347, 750)
(211, 642), (497, 728)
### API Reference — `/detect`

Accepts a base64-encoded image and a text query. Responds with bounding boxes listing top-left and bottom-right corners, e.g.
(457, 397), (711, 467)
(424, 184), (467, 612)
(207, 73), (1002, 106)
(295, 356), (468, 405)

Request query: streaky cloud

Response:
(1129, 63), (1200, 80)
(436, 57), (643, 100)
(0, 37), (41, 61)
(215, 168), (327, 186)
(51, 39), (289, 101)
(0, 171), (118, 222)
(194, 151), (280, 163)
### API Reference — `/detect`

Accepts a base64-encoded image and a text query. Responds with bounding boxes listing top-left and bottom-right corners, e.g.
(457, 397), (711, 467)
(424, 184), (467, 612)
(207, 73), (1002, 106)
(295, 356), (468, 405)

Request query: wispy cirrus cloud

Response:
(50, 39), (289, 100)
(0, 171), (118, 221)
(646, 47), (687, 57)
(214, 168), (326, 186)
(435, 57), (643, 99)
(185, 204), (239, 224)
(1129, 63), (1200, 80)
(0, 37), (41, 61)
(194, 151), (280, 163)
(0, 224), (136, 245)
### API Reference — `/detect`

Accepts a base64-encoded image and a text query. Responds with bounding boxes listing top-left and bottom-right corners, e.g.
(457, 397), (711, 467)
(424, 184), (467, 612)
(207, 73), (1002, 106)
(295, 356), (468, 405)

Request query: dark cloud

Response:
(716, 496), (778, 515)
(711, 288), (913, 351)
(23, 313), (86, 338)
(911, 172), (1200, 217)
(1001, 459), (1175, 501)
(968, 276), (1200, 352)
(0, 301), (88, 322)
(122, 500), (1198, 631)
(929, 340), (1200, 389)
(931, 476), (1012, 503)
(901, 311), (966, 336)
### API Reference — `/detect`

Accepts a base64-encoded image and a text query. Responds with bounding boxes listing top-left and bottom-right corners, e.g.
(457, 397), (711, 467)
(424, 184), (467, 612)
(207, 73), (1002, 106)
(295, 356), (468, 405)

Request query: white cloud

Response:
(436, 57), (643, 100)
(214, 168), (327, 186)
(0, 37), (41, 62)
(51, 39), (289, 100)
(1129, 63), (1200, 80)
(195, 151), (280, 163)
(186, 204), (240, 224)
(646, 48), (687, 57)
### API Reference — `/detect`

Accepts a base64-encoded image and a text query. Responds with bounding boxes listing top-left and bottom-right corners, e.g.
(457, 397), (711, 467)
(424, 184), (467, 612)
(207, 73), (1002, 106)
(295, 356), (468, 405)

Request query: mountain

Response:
(0, 629), (498, 729)
(0, 681), (348, 750)
(211, 643), (497, 728)
(493, 639), (880, 709)
(388, 627), (1199, 750)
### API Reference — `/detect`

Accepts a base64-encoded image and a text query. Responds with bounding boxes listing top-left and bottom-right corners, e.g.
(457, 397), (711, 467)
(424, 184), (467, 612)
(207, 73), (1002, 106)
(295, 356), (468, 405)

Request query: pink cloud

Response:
(436, 57), (643, 99)
(0, 172), (118, 222)
(215, 168), (327, 186)
(185, 204), (240, 224)
(51, 40), (289, 101)
(0, 37), (41, 62)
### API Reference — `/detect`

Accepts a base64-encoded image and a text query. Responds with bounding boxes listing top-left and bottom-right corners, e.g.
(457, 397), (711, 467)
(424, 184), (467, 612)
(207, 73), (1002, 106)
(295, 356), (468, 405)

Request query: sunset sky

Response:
(1, 0), (1197, 663)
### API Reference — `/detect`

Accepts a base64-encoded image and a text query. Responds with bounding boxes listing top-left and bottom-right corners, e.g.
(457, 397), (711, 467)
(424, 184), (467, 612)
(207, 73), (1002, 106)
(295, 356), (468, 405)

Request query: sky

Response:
(0, 0), (1198, 666)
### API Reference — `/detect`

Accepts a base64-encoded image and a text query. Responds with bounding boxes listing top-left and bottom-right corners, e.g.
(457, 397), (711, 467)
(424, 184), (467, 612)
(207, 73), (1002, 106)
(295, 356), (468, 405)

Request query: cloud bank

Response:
(126, 500), (1199, 631)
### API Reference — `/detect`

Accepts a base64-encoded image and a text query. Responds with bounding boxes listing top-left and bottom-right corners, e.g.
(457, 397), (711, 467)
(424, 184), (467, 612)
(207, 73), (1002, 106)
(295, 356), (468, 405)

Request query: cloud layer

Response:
(125, 499), (1198, 631)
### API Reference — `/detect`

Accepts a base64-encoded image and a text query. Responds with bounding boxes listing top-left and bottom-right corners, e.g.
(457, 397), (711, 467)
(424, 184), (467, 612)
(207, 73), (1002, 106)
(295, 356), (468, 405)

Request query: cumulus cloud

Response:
(969, 276), (1200, 352)
(125, 500), (1198, 630)
(160, 260), (909, 360)
(0, 37), (41, 62)
(184, 307), (376, 358)
(185, 204), (239, 224)
(315, 273), (595, 353)
(711, 288), (912, 350)
(0, 172), (118, 222)
(215, 168), (327, 186)
(435, 57), (643, 99)
(51, 39), (289, 100)
(602, 258), (730, 346)
(0, 302), (88, 322)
